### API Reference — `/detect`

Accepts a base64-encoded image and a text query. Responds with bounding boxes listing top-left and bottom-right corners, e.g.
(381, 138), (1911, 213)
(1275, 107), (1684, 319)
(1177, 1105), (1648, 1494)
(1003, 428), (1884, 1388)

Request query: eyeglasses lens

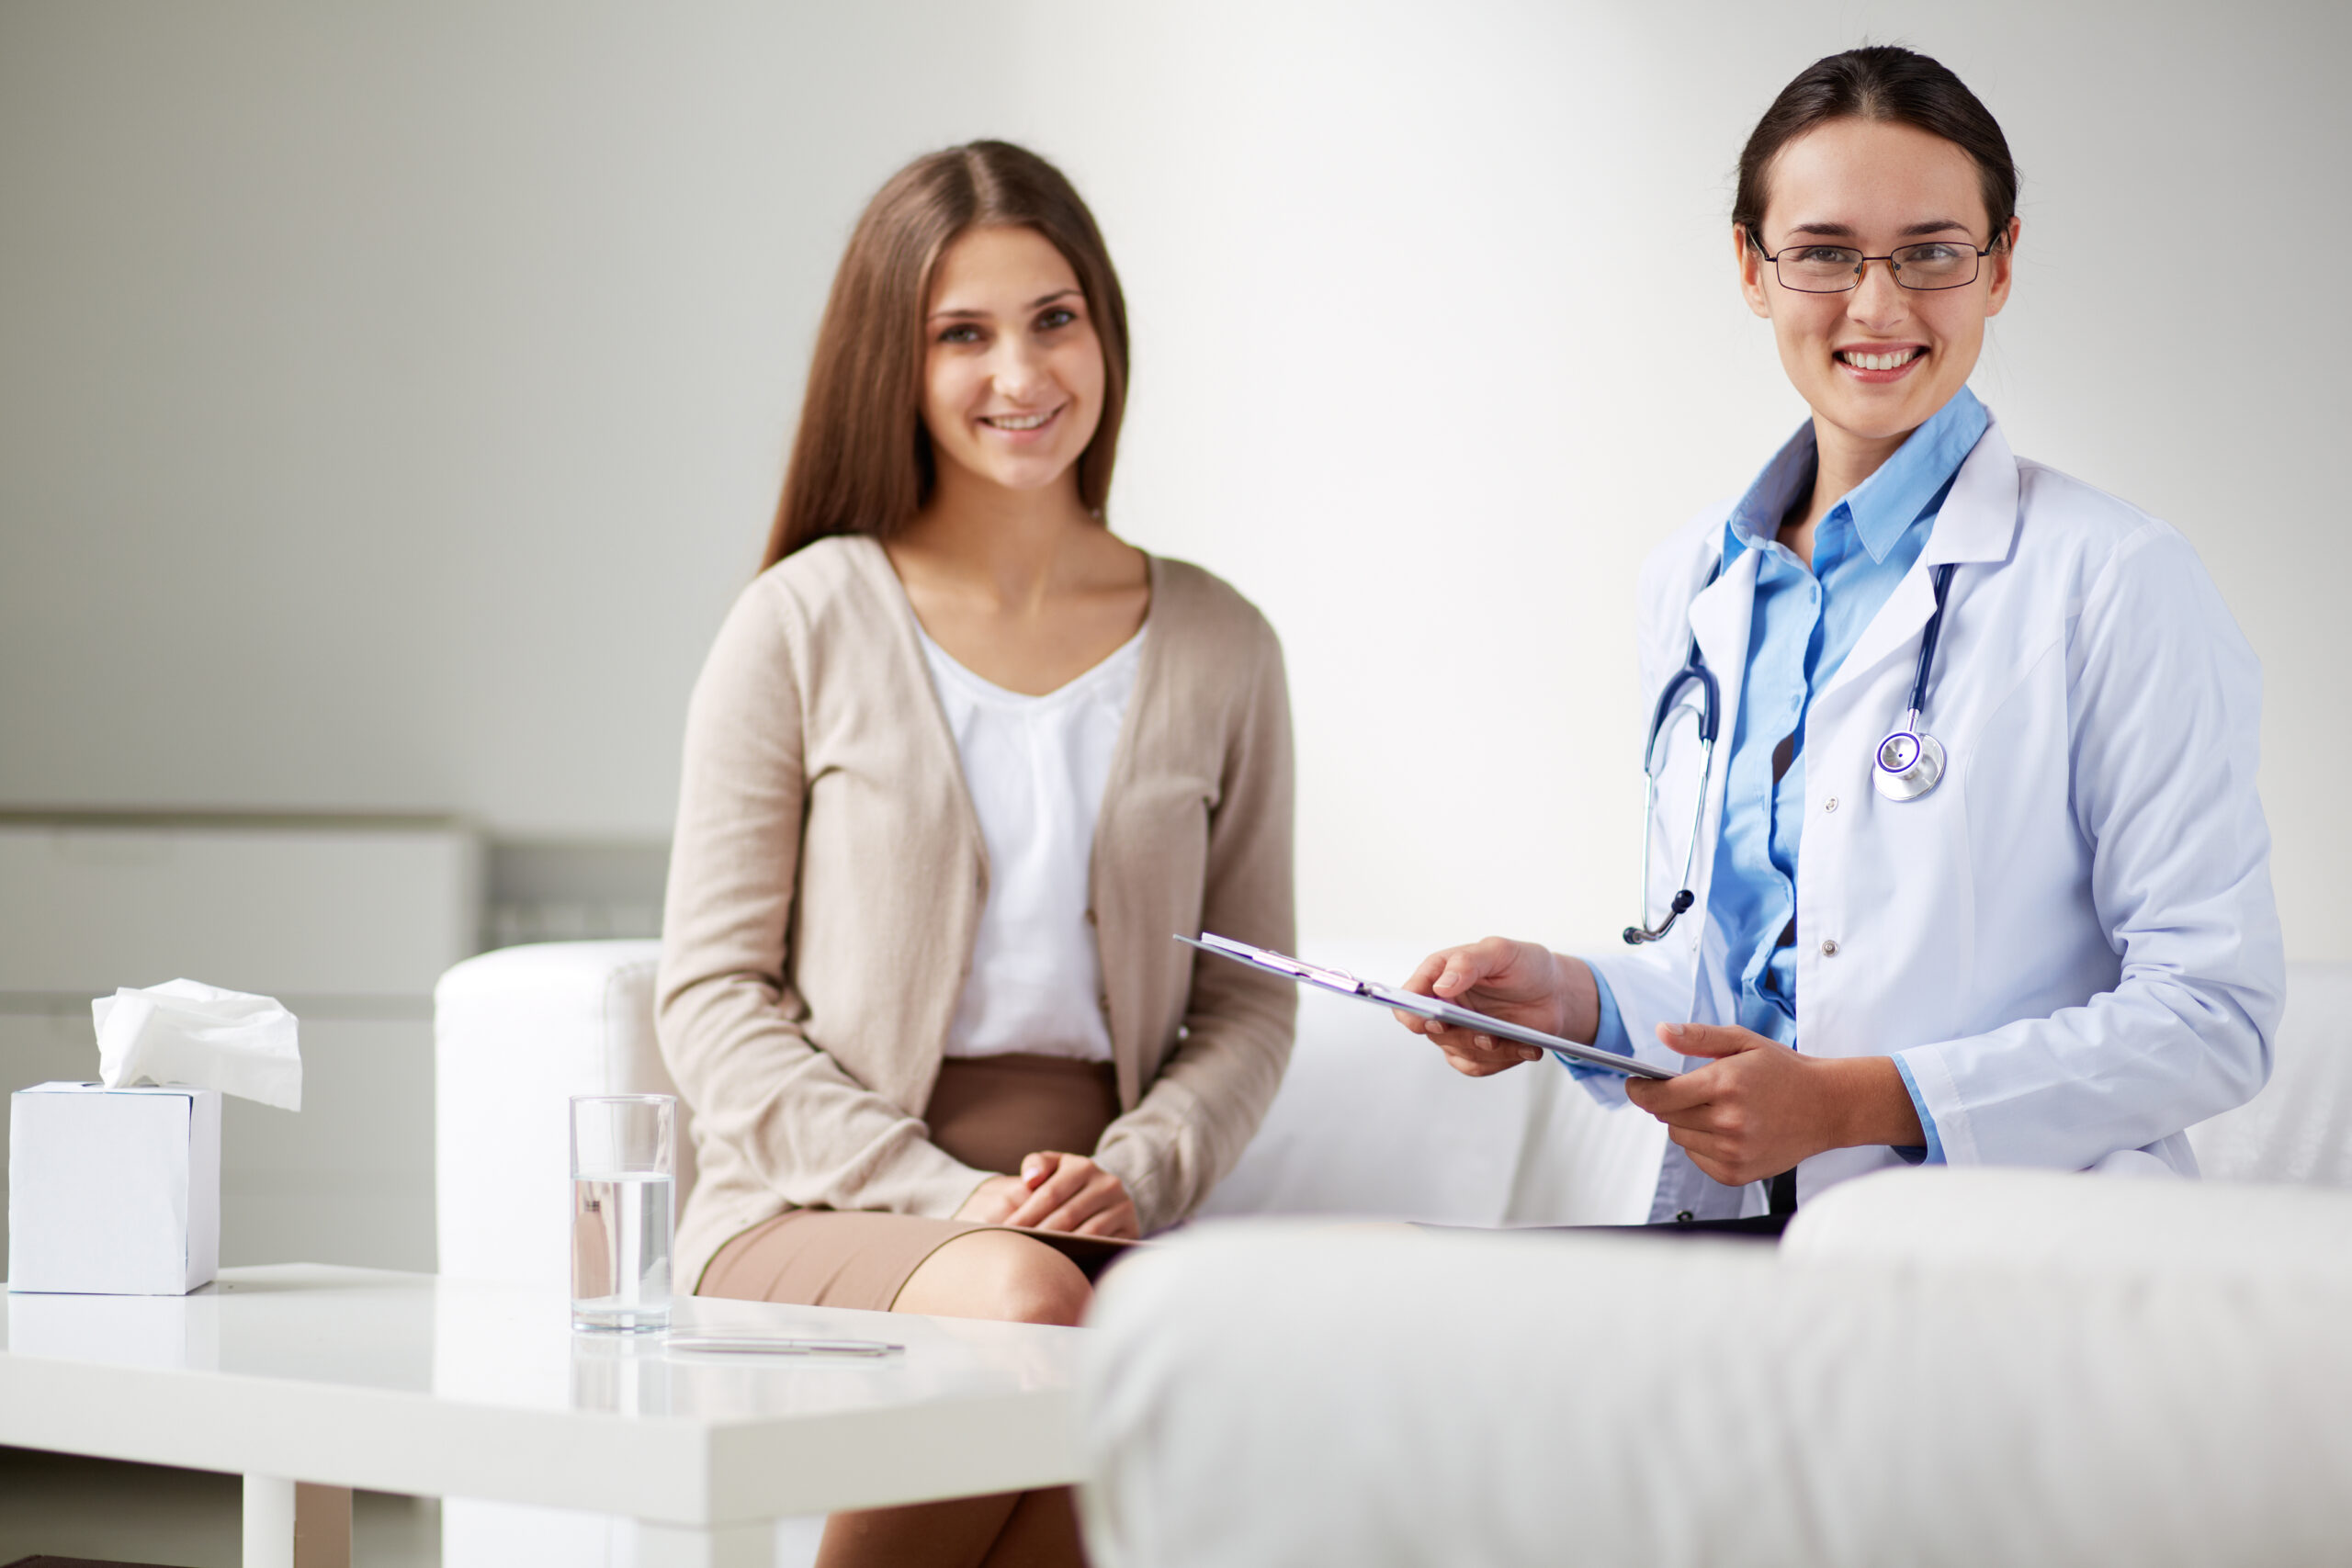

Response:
(1774, 243), (1982, 294)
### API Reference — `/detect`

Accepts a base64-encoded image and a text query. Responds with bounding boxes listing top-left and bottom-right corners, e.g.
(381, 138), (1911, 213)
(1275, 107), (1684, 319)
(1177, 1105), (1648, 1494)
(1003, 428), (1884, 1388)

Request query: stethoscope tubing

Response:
(1625, 567), (1724, 945)
(1905, 562), (1959, 721)
(1627, 557), (1959, 943)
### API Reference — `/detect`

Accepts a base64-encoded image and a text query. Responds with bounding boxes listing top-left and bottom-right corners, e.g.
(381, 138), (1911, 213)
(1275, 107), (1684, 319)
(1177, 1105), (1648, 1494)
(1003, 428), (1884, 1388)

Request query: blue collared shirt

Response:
(1588, 388), (1990, 1166)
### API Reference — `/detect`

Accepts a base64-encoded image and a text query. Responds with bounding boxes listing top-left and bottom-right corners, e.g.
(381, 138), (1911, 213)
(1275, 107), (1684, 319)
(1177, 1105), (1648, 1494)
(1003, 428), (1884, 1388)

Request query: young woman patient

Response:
(656, 140), (1296, 1567)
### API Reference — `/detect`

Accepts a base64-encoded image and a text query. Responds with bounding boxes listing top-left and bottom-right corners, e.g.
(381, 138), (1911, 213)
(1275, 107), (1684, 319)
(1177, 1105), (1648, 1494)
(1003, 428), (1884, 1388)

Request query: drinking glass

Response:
(570, 1094), (674, 1332)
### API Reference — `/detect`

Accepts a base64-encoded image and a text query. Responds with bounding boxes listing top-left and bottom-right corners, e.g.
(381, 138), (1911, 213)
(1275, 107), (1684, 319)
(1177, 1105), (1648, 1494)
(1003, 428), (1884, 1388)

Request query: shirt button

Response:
(1675, 1210), (1696, 1224)
(1820, 939), (1840, 956)
(1824, 796), (1838, 813)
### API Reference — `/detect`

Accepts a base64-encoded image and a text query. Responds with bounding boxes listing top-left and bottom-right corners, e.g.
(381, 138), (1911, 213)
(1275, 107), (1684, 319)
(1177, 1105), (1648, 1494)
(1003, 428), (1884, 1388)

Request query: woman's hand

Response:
(956, 1152), (1138, 1239)
(1623, 1021), (1924, 1185)
(1393, 938), (1598, 1077)
(953, 1172), (1034, 1226)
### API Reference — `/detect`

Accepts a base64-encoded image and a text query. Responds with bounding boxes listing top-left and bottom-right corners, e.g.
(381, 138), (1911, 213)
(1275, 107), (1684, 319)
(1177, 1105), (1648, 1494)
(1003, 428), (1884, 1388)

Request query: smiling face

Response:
(1738, 117), (2018, 452)
(920, 224), (1106, 501)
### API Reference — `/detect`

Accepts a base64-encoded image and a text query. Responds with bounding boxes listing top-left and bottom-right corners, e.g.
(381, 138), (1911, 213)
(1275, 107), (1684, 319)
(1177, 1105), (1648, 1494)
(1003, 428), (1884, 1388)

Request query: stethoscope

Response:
(1623, 559), (1958, 946)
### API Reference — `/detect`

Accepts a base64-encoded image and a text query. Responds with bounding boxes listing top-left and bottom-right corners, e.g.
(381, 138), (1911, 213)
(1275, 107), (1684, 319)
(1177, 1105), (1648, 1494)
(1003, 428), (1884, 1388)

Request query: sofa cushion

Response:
(434, 940), (678, 1284)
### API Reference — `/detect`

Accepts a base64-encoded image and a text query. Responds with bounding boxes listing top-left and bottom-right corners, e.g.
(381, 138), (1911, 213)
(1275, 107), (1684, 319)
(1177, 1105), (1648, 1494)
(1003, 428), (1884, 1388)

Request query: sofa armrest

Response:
(1783, 1166), (2352, 1287)
(1080, 1207), (2352, 1568)
(434, 940), (673, 1285)
(2188, 959), (2352, 1188)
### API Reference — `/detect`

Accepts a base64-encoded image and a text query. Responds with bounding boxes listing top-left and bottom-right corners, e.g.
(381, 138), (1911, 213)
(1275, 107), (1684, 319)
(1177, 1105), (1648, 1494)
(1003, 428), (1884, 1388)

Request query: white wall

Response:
(3, 1), (2344, 961)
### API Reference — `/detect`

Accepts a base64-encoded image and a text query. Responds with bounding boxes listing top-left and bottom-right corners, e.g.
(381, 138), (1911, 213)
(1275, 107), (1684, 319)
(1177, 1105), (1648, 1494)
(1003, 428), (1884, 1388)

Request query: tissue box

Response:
(8, 1082), (221, 1294)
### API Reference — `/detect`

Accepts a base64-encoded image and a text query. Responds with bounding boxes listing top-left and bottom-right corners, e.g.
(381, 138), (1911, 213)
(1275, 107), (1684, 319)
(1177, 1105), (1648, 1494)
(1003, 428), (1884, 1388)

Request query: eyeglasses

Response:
(1750, 233), (1999, 294)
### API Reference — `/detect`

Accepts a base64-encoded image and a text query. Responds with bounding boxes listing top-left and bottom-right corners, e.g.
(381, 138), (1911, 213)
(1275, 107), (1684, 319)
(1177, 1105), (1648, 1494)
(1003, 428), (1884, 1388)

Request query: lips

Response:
(1837, 345), (1924, 372)
(1834, 344), (1928, 384)
(980, 405), (1062, 433)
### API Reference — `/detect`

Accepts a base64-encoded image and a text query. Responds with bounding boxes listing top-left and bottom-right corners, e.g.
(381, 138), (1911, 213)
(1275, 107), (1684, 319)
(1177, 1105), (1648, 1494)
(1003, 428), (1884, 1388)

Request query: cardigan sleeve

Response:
(654, 577), (990, 1221)
(1093, 614), (1298, 1232)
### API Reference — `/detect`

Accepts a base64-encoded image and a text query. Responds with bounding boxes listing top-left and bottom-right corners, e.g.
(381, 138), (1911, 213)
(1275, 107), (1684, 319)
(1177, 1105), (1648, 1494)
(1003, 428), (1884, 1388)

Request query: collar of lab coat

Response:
(1674, 412), (2022, 931)
(1822, 414), (2021, 704)
(1679, 547), (1758, 939)
(1689, 413), (2019, 682)
(1921, 414), (2020, 568)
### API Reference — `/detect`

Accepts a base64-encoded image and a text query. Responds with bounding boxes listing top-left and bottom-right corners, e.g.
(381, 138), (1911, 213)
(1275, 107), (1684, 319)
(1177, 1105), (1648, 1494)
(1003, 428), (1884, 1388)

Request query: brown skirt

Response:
(696, 1053), (1120, 1313)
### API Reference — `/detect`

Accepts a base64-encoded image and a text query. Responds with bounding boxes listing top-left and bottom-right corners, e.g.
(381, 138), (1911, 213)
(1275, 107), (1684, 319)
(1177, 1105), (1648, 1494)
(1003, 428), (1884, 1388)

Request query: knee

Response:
(979, 1237), (1091, 1327)
(933, 1232), (1090, 1326)
(897, 1229), (1095, 1325)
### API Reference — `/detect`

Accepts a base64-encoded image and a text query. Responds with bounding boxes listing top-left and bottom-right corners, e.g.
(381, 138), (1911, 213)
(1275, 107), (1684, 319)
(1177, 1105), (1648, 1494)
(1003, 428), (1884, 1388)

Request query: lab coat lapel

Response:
(1685, 544), (1756, 750)
(1824, 415), (2022, 701)
(1681, 542), (1756, 922)
(1921, 417), (2021, 569)
(1829, 570), (1939, 704)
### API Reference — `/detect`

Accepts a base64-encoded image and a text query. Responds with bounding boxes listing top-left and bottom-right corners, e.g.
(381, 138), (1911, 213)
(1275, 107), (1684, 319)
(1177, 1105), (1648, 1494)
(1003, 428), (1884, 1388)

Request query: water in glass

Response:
(571, 1170), (673, 1331)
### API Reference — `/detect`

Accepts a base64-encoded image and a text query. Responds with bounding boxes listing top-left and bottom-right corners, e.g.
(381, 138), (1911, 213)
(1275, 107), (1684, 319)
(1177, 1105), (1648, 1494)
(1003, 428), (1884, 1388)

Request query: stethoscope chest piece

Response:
(1873, 727), (1946, 801)
(1869, 560), (1962, 805)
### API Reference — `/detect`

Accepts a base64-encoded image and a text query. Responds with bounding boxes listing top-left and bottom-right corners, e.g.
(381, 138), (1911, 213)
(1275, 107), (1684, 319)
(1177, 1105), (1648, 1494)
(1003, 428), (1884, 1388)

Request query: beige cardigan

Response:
(656, 536), (1296, 1289)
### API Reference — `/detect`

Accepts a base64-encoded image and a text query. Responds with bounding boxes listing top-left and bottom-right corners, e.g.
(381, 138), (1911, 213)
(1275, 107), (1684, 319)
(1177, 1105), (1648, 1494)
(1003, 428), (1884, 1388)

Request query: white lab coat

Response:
(1585, 414), (2283, 1214)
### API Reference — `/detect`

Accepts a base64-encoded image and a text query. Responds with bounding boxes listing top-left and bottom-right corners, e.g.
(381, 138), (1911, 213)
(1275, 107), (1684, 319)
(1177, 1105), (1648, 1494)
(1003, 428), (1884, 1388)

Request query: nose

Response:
(990, 333), (1053, 401)
(1847, 257), (1910, 331)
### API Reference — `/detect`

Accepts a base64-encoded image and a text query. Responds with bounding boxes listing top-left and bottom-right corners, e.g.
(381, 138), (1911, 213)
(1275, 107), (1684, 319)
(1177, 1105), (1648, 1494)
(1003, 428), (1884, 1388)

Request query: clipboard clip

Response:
(1175, 931), (1677, 1082)
(1189, 932), (1367, 997)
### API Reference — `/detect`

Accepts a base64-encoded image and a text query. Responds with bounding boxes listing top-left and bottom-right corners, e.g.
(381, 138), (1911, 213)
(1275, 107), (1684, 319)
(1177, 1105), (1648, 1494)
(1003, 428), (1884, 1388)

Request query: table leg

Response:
(243, 1475), (293, 1568)
(242, 1475), (352, 1568)
(638, 1517), (775, 1567)
(295, 1483), (353, 1568)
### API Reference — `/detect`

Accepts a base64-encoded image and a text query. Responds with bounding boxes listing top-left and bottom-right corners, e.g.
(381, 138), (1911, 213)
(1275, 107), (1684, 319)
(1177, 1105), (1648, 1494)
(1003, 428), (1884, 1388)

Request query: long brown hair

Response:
(761, 141), (1131, 570)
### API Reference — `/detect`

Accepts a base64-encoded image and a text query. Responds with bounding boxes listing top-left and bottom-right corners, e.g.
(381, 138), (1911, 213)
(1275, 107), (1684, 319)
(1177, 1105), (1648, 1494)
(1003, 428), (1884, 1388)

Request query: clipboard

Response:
(1177, 932), (1676, 1080)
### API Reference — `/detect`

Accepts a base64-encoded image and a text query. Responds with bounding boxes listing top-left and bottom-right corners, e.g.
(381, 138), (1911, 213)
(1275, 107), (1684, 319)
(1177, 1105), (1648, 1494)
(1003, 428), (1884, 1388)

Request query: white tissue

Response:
(94, 979), (301, 1111)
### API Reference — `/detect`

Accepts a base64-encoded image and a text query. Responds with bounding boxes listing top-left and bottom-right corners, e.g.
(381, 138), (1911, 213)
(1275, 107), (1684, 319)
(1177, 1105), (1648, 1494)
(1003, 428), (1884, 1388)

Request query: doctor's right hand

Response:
(1394, 937), (1600, 1077)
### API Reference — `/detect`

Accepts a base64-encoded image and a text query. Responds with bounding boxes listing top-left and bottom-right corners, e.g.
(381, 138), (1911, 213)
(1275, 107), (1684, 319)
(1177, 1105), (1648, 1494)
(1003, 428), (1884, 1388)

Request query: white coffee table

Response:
(0, 1264), (1085, 1567)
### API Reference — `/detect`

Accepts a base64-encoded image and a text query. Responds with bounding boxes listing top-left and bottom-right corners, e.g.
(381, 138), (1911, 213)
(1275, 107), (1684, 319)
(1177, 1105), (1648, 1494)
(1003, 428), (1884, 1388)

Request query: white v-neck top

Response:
(919, 626), (1146, 1061)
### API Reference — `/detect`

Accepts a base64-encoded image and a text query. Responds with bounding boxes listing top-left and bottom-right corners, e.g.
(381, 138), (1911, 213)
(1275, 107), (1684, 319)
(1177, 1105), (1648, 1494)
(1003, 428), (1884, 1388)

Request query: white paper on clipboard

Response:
(1176, 932), (1676, 1080)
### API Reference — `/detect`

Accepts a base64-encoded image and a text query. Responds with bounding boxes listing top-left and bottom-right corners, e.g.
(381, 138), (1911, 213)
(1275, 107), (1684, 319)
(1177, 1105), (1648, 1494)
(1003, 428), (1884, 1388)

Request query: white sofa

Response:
(434, 942), (2350, 1564)
(431, 937), (1663, 1563)
(1080, 1168), (2352, 1568)
(434, 937), (1676, 1296)
(1078, 964), (2352, 1568)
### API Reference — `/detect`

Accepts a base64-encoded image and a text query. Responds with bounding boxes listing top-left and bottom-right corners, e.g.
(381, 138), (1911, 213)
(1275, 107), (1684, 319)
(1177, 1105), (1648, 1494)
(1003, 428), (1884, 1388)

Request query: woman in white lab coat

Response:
(1397, 46), (2282, 1229)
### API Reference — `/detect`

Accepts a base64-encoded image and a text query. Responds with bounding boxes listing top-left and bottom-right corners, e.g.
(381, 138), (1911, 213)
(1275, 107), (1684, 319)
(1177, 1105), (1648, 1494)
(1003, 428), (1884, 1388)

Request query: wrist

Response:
(1551, 950), (1599, 1044)
(1824, 1056), (1925, 1150)
(955, 1172), (1012, 1219)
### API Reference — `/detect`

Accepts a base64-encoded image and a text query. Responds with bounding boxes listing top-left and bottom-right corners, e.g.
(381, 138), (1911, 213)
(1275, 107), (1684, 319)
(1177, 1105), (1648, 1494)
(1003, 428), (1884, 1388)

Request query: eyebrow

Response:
(1781, 219), (1976, 240)
(927, 288), (1082, 323)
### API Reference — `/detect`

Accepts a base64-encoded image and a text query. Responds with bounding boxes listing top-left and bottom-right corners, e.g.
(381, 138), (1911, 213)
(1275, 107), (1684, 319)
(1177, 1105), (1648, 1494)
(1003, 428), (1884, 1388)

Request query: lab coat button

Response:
(1820, 939), (1840, 956)
(1824, 796), (1838, 813)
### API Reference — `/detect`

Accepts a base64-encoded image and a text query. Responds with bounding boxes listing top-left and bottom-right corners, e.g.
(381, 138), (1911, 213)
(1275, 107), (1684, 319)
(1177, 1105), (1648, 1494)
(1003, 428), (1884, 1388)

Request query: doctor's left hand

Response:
(1623, 1022), (1923, 1188)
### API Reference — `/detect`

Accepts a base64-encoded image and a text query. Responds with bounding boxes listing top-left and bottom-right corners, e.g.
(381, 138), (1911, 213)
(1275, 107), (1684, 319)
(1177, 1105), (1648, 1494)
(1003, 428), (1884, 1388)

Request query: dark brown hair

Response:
(762, 141), (1130, 570)
(1734, 46), (2018, 247)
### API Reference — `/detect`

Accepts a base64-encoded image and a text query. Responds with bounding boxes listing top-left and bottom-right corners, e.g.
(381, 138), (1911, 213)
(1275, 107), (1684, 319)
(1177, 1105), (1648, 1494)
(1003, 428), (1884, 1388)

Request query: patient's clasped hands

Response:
(956, 1150), (1140, 1239)
(1396, 937), (1924, 1188)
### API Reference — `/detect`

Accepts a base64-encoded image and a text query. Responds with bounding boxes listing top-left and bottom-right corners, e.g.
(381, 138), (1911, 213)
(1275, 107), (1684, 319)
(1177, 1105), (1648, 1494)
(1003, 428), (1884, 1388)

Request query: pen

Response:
(666, 1335), (902, 1358)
